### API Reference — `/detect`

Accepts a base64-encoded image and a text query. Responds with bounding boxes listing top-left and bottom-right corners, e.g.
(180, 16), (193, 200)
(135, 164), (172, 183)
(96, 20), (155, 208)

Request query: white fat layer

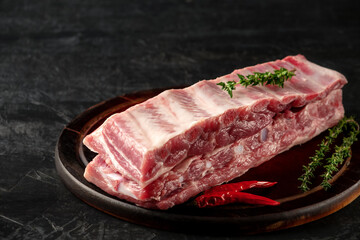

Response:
(189, 83), (235, 116)
(129, 103), (179, 147)
(117, 113), (152, 150)
(98, 132), (141, 183)
(277, 61), (326, 94)
(234, 145), (244, 154)
(117, 182), (138, 199)
(106, 173), (123, 181)
(205, 161), (212, 168)
(162, 91), (207, 125)
(173, 155), (200, 173)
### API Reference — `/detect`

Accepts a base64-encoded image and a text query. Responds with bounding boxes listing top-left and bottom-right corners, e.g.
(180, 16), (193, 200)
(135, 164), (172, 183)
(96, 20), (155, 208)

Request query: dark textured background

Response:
(1, 0), (360, 239)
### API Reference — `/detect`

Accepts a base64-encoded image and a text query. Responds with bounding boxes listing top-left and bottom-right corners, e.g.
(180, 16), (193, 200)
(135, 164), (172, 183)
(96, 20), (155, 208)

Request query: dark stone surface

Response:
(1, 0), (359, 239)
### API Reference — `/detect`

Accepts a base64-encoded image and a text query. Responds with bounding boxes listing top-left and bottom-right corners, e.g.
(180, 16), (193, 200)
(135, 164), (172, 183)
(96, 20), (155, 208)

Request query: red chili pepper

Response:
(195, 180), (280, 208)
(195, 191), (280, 208)
(204, 180), (277, 195)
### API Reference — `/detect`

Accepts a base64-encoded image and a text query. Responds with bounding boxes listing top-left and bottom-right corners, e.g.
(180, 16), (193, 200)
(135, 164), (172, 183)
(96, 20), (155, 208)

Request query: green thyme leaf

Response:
(298, 116), (360, 192)
(217, 68), (296, 98)
(217, 81), (237, 98)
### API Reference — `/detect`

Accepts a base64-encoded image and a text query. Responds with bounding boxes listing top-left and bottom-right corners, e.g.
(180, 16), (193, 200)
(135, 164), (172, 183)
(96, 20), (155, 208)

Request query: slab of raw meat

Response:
(83, 54), (347, 188)
(84, 89), (344, 209)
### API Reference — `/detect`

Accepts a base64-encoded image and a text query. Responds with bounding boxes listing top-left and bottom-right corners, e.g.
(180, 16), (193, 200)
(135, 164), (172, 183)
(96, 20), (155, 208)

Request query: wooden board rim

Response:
(55, 88), (360, 235)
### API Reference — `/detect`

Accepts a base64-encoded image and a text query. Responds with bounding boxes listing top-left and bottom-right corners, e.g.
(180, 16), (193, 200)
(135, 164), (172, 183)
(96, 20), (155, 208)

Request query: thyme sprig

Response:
(217, 67), (296, 98)
(298, 116), (360, 192)
(320, 118), (359, 190)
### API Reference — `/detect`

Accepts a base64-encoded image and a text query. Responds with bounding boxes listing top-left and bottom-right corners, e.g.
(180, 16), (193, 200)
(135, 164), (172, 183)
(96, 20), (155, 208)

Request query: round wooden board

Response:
(55, 88), (360, 235)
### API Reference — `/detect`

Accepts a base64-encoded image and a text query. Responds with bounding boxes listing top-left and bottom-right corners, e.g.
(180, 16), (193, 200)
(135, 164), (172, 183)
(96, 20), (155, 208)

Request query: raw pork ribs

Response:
(83, 55), (347, 209)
